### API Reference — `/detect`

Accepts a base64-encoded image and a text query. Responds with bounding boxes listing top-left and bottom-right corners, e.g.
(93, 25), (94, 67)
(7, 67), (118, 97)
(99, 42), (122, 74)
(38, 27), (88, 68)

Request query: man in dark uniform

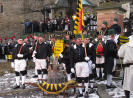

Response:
(12, 39), (29, 89)
(24, 37), (32, 60)
(83, 34), (96, 93)
(23, 37), (33, 76)
(70, 34), (76, 47)
(33, 37), (51, 80)
(104, 29), (118, 89)
(4, 40), (14, 61)
(0, 43), (4, 59)
(110, 18), (121, 35)
(59, 39), (71, 81)
(94, 31), (106, 80)
(70, 34), (90, 97)
(32, 36), (39, 78)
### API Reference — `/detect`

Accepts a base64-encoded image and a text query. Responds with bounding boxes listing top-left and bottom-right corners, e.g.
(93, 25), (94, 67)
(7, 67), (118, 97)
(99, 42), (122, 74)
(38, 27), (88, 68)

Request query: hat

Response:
(102, 21), (108, 26)
(83, 34), (90, 38)
(96, 31), (102, 36)
(75, 34), (82, 39)
(70, 34), (75, 40)
(64, 39), (70, 44)
(108, 29), (115, 35)
(66, 31), (72, 35)
(114, 18), (118, 22)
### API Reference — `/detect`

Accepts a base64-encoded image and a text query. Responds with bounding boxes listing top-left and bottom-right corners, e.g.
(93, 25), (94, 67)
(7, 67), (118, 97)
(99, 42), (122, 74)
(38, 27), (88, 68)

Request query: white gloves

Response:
(17, 54), (23, 58)
(33, 57), (36, 62)
(59, 54), (63, 58)
(85, 56), (90, 61)
(92, 64), (95, 69)
(71, 68), (75, 73)
(11, 62), (15, 68)
(33, 51), (37, 54)
(29, 47), (33, 50)
(32, 51), (37, 57)
(62, 63), (66, 70)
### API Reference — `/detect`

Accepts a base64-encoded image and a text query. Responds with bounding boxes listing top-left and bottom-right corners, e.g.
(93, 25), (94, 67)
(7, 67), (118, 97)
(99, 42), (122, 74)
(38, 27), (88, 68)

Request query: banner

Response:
(74, 0), (84, 35)
(54, 39), (63, 58)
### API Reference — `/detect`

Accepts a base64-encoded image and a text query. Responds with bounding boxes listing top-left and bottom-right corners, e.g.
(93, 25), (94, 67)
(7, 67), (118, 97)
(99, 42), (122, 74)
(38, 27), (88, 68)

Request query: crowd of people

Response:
(24, 17), (71, 33)
(0, 17), (133, 98)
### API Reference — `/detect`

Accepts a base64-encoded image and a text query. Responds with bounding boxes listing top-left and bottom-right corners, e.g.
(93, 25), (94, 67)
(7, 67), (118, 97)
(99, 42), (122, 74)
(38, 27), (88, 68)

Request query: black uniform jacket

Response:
(104, 40), (118, 74)
(35, 42), (51, 59)
(70, 44), (86, 68)
(60, 46), (71, 66)
(86, 43), (95, 64)
(12, 44), (29, 61)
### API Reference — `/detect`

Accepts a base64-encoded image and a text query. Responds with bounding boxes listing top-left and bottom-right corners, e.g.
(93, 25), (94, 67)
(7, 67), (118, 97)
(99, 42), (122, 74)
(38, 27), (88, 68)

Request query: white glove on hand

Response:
(33, 57), (36, 62)
(85, 56), (90, 61)
(71, 68), (75, 73)
(29, 47), (33, 50)
(92, 64), (95, 69)
(17, 54), (23, 58)
(59, 54), (63, 58)
(33, 51), (37, 54)
(62, 63), (66, 70)
(32, 51), (37, 57)
(11, 62), (15, 68)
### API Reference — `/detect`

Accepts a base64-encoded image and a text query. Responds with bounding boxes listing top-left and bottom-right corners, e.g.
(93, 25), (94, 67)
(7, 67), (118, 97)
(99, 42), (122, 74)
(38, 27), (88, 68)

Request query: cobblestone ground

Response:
(0, 68), (133, 98)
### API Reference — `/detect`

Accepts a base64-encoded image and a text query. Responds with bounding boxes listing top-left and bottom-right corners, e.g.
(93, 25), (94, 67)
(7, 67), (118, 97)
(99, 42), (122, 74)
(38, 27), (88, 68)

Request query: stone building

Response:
(0, 0), (47, 38)
(0, 0), (133, 38)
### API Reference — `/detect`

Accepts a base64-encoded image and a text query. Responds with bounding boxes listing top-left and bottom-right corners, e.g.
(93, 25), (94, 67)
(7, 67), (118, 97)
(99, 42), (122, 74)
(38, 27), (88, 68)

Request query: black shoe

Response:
(96, 77), (100, 80)
(71, 73), (75, 79)
(13, 85), (20, 89)
(22, 84), (25, 89)
(84, 92), (89, 98)
(99, 77), (105, 81)
(82, 88), (85, 92)
(89, 88), (95, 94)
(106, 84), (116, 89)
(33, 75), (38, 78)
(78, 94), (83, 97)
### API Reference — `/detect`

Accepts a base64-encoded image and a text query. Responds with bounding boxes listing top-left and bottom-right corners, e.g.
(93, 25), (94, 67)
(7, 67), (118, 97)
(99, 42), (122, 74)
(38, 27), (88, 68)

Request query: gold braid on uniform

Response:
(37, 80), (77, 94)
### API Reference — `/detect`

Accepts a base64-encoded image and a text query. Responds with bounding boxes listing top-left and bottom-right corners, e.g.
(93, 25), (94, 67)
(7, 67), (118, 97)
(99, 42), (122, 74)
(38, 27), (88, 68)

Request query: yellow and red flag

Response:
(74, 0), (84, 35)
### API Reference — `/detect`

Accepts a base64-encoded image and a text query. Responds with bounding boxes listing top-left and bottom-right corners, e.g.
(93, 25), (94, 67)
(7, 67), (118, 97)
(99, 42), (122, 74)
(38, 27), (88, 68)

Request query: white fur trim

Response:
(73, 44), (77, 49)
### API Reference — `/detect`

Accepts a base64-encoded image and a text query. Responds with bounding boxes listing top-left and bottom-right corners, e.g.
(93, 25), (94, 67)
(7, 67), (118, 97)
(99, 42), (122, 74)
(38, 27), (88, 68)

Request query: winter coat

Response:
(104, 39), (117, 74)
(118, 42), (133, 91)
